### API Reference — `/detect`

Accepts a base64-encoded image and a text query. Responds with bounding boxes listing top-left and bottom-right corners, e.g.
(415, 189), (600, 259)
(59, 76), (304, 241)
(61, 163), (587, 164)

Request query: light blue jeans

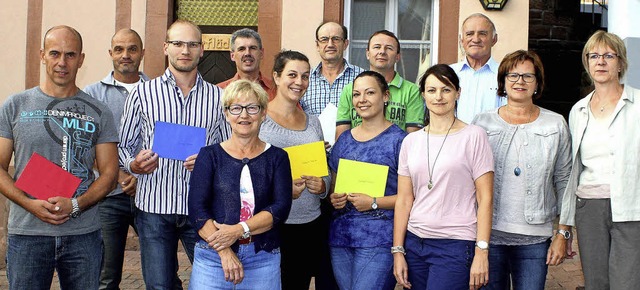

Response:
(485, 240), (551, 290)
(330, 246), (396, 290)
(7, 230), (103, 290)
(189, 240), (281, 290)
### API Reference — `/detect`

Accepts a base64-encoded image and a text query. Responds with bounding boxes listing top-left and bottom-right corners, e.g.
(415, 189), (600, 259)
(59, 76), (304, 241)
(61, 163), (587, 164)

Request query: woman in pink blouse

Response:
(393, 64), (494, 290)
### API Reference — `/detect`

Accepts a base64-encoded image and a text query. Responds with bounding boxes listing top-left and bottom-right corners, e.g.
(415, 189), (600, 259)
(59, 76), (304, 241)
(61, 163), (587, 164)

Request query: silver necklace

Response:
(426, 118), (456, 190)
(505, 105), (534, 176)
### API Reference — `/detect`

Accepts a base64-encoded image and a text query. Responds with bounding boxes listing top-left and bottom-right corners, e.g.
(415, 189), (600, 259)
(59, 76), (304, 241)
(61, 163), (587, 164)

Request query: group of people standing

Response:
(0, 11), (637, 290)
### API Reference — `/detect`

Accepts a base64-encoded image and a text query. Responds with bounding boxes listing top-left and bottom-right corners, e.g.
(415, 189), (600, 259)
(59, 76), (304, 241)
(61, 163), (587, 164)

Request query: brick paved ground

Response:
(0, 229), (584, 289)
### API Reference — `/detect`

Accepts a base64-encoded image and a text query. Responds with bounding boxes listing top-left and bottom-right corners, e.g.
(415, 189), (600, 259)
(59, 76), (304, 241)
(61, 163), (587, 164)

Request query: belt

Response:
(238, 237), (252, 245)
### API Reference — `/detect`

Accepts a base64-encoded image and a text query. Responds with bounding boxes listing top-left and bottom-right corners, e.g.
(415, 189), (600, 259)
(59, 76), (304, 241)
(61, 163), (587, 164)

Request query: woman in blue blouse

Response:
(188, 80), (293, 289)
(328, 71), (407, 290)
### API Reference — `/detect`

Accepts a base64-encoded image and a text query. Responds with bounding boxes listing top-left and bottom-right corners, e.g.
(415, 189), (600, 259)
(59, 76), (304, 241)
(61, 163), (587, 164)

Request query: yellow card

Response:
(283, 141), (329, 179)
(334, 159), (388, 198)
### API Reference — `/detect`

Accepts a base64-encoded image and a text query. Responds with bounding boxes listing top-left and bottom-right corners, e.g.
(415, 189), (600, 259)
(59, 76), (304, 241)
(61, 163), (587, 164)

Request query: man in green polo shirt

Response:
(335, 30), (425, 139)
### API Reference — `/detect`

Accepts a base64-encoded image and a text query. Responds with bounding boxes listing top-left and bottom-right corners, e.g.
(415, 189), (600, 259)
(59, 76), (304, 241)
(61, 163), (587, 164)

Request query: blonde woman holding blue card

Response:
(328, 71), (407, 290)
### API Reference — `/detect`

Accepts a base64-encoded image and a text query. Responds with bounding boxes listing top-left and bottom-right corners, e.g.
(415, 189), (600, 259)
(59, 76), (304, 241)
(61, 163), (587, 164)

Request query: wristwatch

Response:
(557, 229), (571, 240)
(371, 197), (378, 210)
(476, 240), (489, 250)
(70, 198), (81, 218)
(239, 221), (251, 239)
(391, 246), (406, 255)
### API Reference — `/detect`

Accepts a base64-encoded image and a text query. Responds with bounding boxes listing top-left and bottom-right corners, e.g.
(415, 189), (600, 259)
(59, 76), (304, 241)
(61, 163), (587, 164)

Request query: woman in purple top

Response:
(328, 71), (407, 290)
(393, 64), (494, 290)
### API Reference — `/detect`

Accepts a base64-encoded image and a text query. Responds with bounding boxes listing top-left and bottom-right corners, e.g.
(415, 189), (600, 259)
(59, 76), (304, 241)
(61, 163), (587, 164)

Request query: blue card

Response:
(152, 121), (206, 161)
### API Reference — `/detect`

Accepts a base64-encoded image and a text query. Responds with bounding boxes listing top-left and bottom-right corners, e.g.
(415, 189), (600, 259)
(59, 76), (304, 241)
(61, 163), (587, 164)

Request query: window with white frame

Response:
(344, 0), (438, 83)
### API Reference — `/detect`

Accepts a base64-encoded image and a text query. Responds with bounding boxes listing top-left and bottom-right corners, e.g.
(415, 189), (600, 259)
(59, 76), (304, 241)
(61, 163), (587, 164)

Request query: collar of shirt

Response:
(577, 85), (634, 115)
(226, 72), (275, 91)
(311, 59), (356, 81)
(100, 71), (150, 87)
(388, 72), (404, 89)
(458, 56), (499, 74)
(160, 68), (204, 91)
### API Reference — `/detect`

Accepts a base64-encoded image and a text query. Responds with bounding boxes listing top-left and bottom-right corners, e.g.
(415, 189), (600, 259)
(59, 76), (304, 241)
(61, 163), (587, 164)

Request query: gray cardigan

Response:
(473, 107), (571, 229)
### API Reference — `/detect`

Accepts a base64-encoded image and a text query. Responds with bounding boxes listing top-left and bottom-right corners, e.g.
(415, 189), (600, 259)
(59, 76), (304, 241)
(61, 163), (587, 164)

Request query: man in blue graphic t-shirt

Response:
(0, 25), (119, 289)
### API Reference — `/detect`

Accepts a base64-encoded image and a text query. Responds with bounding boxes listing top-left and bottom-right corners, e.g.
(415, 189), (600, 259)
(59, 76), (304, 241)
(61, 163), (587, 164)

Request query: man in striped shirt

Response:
(118, 20), (231, 289)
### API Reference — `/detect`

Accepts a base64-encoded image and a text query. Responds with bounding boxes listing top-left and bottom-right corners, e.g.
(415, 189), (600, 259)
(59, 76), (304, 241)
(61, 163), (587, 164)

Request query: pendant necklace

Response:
(505, 105), (534, 176)
(426, 118), (456, 190)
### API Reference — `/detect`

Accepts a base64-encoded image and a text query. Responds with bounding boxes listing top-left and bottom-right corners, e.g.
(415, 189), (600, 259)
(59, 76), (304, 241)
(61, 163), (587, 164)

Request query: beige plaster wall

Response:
(281, 0), (324, 67)
(0, 2), (150, 106)
(0, 1), (29, 100)
(458, 0), (529, 63)
(40, 1), (117, 89)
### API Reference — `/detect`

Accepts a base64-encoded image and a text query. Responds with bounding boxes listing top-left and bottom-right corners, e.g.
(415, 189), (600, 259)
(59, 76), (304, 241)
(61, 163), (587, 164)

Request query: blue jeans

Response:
(6, 230), (102, 290)
(99, 194), (137, 290)
(135, 210), (197, 290)
(404, 231), (474, 290)
(188, 240), (281, 290)
(330, 246), (396, 290)
(485, 240), (550, 290)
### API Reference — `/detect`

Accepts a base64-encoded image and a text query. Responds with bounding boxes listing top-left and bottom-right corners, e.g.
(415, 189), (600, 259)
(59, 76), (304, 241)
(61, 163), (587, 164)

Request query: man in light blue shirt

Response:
(451, 13), (506, 123)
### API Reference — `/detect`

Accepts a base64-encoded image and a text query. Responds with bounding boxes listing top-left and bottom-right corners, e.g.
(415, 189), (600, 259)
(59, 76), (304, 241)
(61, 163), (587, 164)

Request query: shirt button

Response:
(524, 142), (528, 146)
(520, 125), (525, 129)
(527, 164), (531, 168)
(527, 190), (532, 195)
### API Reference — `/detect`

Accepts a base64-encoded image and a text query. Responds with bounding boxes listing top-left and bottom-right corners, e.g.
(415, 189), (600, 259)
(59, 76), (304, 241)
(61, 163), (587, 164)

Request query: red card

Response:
(15, 152), (81, 200)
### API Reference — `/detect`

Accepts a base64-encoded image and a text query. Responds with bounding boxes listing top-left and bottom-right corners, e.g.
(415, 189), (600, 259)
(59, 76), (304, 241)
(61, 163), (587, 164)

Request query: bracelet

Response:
(390, 246), (406, 255)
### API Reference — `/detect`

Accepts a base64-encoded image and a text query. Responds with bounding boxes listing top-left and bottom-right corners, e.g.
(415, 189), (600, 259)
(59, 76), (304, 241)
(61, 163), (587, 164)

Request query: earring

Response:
(503, 90), (507, 95)
(534, 90), (537, 95)
(384, 101), (388, 106)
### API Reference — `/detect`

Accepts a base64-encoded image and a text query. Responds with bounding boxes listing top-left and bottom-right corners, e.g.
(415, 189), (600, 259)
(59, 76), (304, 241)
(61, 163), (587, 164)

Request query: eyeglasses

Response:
(317, 36), (344, 44)
(166, 40), (202, 49)
(226, 104), (262, 115)
(586, 53), (617, 61)
(506, 73), (536, 83)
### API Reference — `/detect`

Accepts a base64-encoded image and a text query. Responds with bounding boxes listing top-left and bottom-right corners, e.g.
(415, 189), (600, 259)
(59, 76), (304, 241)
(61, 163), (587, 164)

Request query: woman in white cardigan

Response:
(560, 30), (640, 290)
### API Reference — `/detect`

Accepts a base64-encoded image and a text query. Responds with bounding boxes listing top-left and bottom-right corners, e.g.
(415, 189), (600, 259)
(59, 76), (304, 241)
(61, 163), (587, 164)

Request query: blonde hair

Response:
(582, 30), (628, 81)
(222, 79), (269, 110)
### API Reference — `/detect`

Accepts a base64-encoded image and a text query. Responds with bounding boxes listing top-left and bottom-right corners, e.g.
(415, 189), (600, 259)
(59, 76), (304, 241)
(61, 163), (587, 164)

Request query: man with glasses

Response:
(217, 28), (276, 101)
(451, 13), (505, 123)
(297, 21), (361, 290)
(84, 28), (148, 290)
(336, 30), (425, 139)
(301, 22), (364, 116)
(118, 19), (231, 289)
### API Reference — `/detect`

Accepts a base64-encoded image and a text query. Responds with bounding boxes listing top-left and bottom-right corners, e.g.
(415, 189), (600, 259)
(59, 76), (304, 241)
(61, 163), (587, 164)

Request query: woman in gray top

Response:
(258, 50), (331, 290)
(472, 50), (572, 290)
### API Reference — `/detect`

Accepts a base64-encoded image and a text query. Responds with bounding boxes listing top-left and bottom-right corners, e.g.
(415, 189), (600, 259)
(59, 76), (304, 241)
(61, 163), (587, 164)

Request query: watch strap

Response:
(239, 221), (251, 239)
(70, 198), (80, 218)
